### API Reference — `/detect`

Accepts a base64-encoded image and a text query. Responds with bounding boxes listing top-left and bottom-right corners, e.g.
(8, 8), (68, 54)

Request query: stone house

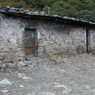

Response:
(0, 7), (95, 63)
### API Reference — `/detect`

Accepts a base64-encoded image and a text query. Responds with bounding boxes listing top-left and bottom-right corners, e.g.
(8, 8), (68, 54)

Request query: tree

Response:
(0, 0), (95, 22)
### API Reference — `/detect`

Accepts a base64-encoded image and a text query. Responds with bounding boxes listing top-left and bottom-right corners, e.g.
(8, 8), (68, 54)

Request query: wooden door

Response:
(24, 28), (37, 57)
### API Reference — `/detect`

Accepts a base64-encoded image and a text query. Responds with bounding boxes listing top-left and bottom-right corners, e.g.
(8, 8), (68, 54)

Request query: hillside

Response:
(0, 0), (95, 22)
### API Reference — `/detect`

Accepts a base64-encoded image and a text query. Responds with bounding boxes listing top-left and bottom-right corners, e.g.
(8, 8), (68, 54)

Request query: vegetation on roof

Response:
(0, 0), (95, 22)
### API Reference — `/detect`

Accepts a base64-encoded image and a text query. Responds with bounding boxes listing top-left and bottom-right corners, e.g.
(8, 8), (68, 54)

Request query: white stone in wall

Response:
(37, 32), (41, 40)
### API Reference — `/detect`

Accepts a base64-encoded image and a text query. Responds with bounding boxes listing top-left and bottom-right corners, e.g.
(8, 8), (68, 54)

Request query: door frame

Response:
(23, 27), (38, 57)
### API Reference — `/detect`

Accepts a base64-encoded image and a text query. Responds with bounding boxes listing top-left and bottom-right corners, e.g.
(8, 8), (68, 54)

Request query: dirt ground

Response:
(0, 54), (95, 95)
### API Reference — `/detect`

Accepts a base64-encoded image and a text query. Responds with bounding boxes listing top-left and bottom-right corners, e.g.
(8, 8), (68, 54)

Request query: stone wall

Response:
(0, 13), (87, 64)
(0, 14), (25, 65)
(37, 23), (86, 56)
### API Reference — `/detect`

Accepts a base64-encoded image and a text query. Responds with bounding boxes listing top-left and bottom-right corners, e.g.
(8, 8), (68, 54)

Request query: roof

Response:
(0, 6), (95, 28)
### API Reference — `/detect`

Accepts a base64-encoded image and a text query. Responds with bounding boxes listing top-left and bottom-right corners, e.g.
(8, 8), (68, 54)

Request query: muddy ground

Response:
(0, 54), (95, 95)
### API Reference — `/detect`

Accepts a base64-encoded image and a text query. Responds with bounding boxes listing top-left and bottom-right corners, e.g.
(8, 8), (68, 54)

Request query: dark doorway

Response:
(23, 28), (37, 59)
(86, 28), (91, 53)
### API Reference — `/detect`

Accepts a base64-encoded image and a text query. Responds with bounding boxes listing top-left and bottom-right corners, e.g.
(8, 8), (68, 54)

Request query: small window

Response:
(23, 28), (37, 59)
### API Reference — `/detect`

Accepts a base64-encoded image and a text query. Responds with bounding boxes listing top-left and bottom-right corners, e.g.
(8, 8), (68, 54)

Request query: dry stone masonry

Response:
(0, 7), (95, 69)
